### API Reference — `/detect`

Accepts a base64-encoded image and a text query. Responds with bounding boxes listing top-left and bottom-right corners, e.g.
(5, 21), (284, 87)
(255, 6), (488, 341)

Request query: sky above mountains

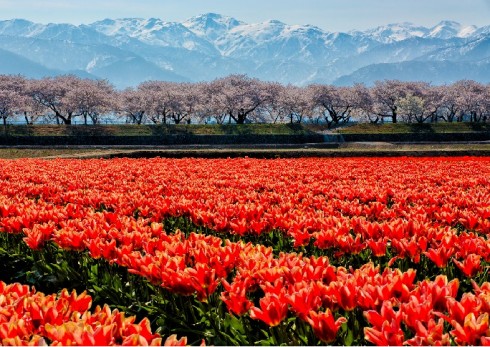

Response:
(1, 0), (489, 32)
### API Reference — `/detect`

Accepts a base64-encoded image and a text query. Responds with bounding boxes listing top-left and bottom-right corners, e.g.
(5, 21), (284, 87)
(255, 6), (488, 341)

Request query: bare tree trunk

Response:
(2, 116), (7, 136)
(236, 113), (246, 124)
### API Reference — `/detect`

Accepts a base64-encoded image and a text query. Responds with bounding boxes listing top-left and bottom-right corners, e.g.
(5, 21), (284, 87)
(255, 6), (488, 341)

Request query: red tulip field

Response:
(0, 156), (489, 345)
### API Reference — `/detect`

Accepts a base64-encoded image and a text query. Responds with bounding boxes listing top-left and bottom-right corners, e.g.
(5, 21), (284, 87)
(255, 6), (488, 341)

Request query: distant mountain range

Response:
(0, 14), (489, 88)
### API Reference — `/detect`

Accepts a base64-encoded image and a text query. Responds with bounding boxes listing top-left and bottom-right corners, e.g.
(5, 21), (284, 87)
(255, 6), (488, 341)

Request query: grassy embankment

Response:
(1, 123), (318, 136)
(2, 122), (489, 136)
(1, 123), (489, 159)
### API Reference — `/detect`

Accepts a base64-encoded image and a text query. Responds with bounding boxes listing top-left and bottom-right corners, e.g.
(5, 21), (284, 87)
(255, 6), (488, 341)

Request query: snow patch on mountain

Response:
(428, 20), (477, 39)
(89, 18), (218, 55)
(183, 13), (243, 41)
(351, 22), (428, 43)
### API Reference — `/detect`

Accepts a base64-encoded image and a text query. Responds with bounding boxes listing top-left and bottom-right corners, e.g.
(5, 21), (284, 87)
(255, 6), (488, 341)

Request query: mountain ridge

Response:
(0, 13), (489, 88)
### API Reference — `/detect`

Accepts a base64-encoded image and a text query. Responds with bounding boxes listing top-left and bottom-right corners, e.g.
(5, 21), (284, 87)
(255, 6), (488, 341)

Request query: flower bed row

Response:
(1, 228), (489, 345)
(0, 157), (489, 345)
(0, 280), (191, 346)
(1, 158), (489, 271)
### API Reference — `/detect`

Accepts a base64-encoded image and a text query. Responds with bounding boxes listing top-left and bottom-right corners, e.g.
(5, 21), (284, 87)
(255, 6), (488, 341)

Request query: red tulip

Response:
(306, 309), (346, 344)
(443, 294), (481, 326)
(367, 239), (387, 257)
(286, 283), (322, 320)
(364, 319), (405, 346)
(249, 293), (288, 327)
(425, 245), (454, 268)
(220, 278), (254, 316)
(22, 226), (49, 250)
(187, 264), (219, 302)
(60, 289), (92, 314)
(163, 334), (187, 346)
(404, 318), (449, 346)
(450, 312), (489, 346)
(337, 279), (358, 311)
(401, 295), (433, 330)
(453, 254), (482, 277)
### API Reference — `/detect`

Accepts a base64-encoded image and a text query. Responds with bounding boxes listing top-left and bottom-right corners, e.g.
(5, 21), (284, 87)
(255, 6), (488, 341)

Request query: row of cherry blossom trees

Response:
(1, 74), (489, 126)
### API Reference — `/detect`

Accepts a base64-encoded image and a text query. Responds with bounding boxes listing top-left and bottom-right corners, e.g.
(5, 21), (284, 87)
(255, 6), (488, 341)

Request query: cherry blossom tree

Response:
(254, 81), (284, 123)
(207, 74), (263, 124)
(29, 75), (85, 125)
(398, 94), (425, 123)
(66, 79), (116, 125)
(138, 81), (175, 124)
(438, 83), (463, 123)
(118, 87), (154, 124)
(0, 75), (27, 129)
(396, 82), (437, 123)
(19, 78), (47, 124)
(422, 85), (445, 123)
(277, 85), (312, 124)
(202, 81), (227, 124)
(193, 81), (217, 124)
(349, 84), (376, 123)
(452, 80), (487, 122)
(168, 82), (202, 124)
(308, 84), (360, 128)
(3, 74), (490, 126)
(371, 80), (412, 123)
(483, 84), (490, 123)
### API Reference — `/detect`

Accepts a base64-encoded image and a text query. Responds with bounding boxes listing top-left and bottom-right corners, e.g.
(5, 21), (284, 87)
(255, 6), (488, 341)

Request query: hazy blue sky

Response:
(1, 0), (489, 31)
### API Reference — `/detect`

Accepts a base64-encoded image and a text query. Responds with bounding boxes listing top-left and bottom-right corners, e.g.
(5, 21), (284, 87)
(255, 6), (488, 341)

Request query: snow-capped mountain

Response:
(0, 13), (489, 88)
(89, 18), (218, 55)
(427, 20), (477, 39)
(350, 22), (429, 43)
(183, 13), (244, 42)
(350, 20), (477, 43)
(0, 19), (113, 45)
